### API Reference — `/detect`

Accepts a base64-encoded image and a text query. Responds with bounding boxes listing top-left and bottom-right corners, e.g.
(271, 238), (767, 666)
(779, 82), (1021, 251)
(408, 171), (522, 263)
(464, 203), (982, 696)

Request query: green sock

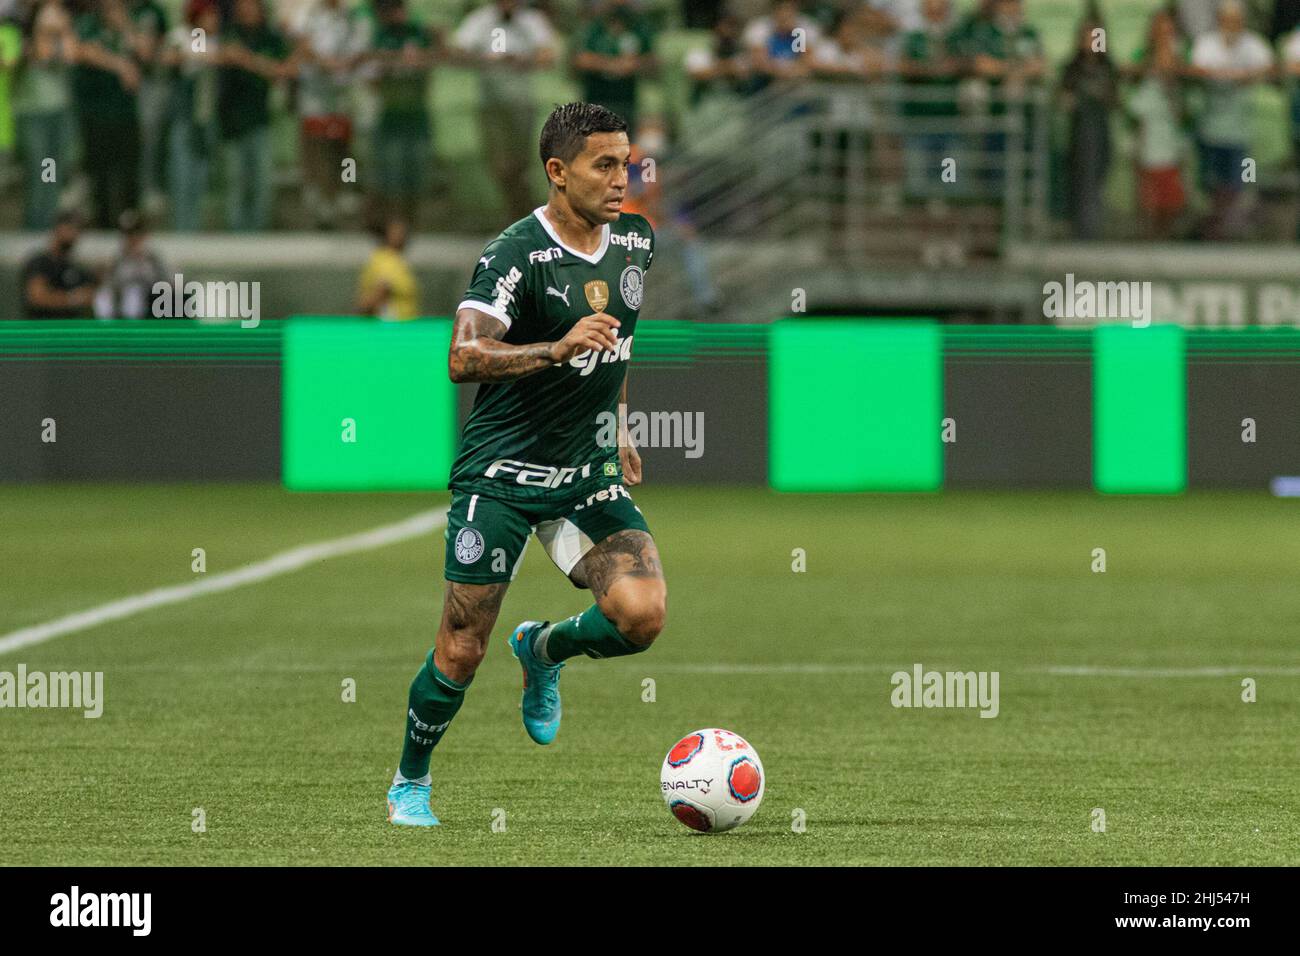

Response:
(398, 650), (470, 781)
(536, 604), (649, 663)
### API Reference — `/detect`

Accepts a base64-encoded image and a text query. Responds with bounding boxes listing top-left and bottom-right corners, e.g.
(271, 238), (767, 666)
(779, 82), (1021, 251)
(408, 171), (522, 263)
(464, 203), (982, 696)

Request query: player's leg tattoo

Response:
(537, 532), (667, 663)
(572, 531), (666, 645)
(396, 581), (508, 783)
(434, 581), (509, 683)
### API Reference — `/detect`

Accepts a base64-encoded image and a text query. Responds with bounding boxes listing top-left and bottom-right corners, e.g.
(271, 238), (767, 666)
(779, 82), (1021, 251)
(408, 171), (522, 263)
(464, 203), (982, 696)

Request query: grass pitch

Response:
(1, 484), (1296, 866)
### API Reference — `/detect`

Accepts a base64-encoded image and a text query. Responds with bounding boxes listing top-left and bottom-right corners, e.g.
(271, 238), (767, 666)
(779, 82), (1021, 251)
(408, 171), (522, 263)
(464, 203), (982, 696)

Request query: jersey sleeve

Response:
(457, 236), (530, 332)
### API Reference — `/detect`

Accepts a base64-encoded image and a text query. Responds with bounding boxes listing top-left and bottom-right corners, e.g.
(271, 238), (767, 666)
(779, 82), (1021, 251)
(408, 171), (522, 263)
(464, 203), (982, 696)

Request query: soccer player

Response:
(387, 102), (666, 826)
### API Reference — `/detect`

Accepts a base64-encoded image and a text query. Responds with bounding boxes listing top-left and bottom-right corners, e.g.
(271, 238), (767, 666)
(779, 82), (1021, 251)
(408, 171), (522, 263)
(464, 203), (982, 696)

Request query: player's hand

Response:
(620, 442), (642, 487)
(550, 312), (620, 364)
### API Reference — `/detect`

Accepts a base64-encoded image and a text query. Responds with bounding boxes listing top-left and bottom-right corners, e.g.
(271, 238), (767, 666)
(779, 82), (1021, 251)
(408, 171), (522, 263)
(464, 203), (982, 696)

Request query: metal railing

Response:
(651, 79), (1051, 322)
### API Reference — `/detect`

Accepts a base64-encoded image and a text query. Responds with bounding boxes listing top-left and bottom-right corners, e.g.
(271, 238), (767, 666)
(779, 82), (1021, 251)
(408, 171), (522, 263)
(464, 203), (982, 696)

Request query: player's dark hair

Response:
(538, 102), (629, 179)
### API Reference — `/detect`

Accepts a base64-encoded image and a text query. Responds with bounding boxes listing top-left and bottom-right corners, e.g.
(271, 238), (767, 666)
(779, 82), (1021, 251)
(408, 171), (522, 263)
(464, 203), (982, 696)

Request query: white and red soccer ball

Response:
(660, 728), (764, 833)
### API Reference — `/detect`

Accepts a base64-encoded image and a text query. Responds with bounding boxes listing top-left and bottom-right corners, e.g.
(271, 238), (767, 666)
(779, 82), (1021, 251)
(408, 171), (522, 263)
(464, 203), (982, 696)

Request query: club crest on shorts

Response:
(619, 265), (644, 310)
(454, 527), (484, 564)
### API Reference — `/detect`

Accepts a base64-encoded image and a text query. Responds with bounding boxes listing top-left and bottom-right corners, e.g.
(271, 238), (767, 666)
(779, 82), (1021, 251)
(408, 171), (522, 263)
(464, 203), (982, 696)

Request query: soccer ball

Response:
(660, 728), (764, 833)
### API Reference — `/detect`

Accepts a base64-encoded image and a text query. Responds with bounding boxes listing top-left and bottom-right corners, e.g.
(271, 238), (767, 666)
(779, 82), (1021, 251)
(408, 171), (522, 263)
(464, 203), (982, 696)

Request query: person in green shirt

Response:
(572, 0), (657, 135)
(162, 0), (221, 230)
(217, 0), (291, 230)
(367, 0), (438, 226)
(0, 14), (21, 157)
(127, 0), (167, 214)
(900, 0), (962, 200)
(14, 0), (78, 229)
(386, 102), (666, 828)
(72, 0), (141, 228)
(959, 0), (1046, 197)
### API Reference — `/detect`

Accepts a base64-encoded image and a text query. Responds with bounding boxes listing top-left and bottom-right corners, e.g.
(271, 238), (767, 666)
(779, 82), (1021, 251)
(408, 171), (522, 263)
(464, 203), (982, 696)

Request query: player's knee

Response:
(438, 628), (489, 678)
(609, 590), (666, 648)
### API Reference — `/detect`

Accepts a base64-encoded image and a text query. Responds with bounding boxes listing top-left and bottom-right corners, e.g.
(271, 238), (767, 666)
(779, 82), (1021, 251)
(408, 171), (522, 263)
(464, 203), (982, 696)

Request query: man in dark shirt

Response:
(73, 0), (142, 228)
(369, 0), (438, 225)
(217, 0), (291, 230)
(573, 1), (657, 134)
(21, 212), (99, 319)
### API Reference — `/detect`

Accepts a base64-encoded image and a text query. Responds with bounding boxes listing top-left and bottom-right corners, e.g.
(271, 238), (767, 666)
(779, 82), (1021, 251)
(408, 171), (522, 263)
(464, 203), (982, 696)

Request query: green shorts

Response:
(444, 484), (651, 585)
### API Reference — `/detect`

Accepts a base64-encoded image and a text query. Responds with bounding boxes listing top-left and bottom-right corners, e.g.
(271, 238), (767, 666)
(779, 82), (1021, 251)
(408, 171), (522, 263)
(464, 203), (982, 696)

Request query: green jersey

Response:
(450, 207), (654, 503)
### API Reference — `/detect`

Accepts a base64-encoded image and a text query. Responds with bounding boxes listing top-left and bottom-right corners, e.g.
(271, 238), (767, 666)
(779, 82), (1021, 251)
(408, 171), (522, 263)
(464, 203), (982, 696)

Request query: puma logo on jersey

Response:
(546, 284), (570, 306)
(479, 255), (495, 269)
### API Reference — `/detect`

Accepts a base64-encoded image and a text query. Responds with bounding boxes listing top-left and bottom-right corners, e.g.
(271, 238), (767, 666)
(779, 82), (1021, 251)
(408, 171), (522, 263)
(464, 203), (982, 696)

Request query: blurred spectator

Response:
(1189, 0), (1272, 239)
(21, 210), (97, 318)
(0, 2), (19, 170)
(680, 0), (723, 31)
(163, 0), (221, 231)
(1269, 0), (1300, 41)
(869, 0), (925, 35)
(14, 0), (77, 230)
(452, 0), (558, 222)
(1127, 7), (1188, 239)
(683, 12), (752, 105)
(1058, 14), (1118, 239)
(745, 0), (822, 88)
(94, 208), (167, 318)
(573, 0), (657, 133)
(72, 0), (142, 228)
(367, 0), (437, 227)
(801, 0), (842, 36)
(356, 216), (418, 320)
(218, 0), (290, 231)
(899, 0), (961, 200)
(948, 0), (993, 56)
(965, 0), (1045, 86)
(128, 0), (169, 216)
(1178, 0), (1225, 40)
(811, 9), (886, 232)
(624, 116), (718, 309)
(290, 0), (370, 230)
(620, 116), (660, 221)
(962, 0), (1045, 195)
(1282, 19), (1300, 238)
(813, 8), (891, 86)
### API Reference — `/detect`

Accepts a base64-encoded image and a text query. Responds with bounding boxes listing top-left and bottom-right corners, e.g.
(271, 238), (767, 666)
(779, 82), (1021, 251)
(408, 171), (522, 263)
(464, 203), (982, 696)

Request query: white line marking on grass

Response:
(1041, 665), (1300, 677)
(0, 506), (449, 656)
(624, 663), (1300, 677)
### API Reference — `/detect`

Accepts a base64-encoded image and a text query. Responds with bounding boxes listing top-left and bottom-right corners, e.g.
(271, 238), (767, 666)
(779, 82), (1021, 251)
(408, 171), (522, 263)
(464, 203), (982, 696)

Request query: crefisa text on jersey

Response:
(565, 334), (634, 375)
(610, 230), (651, 251)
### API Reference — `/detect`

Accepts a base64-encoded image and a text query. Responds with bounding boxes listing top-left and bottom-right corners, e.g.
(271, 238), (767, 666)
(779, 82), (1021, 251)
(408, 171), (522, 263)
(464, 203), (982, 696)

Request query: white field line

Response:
(634, 664), (1300, 677)
(1040, 664), (1300, 677)
(0, 507), (449, 657)
(59, 662), (1300, 678)
(8, 656), (1295, 679)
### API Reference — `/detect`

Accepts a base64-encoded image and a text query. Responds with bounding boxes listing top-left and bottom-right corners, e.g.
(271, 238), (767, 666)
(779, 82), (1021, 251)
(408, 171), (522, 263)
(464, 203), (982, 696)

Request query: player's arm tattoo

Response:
(571, 530), (664, 600)
(441, 581), (508, 636)
(448, 308), (556, 383)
